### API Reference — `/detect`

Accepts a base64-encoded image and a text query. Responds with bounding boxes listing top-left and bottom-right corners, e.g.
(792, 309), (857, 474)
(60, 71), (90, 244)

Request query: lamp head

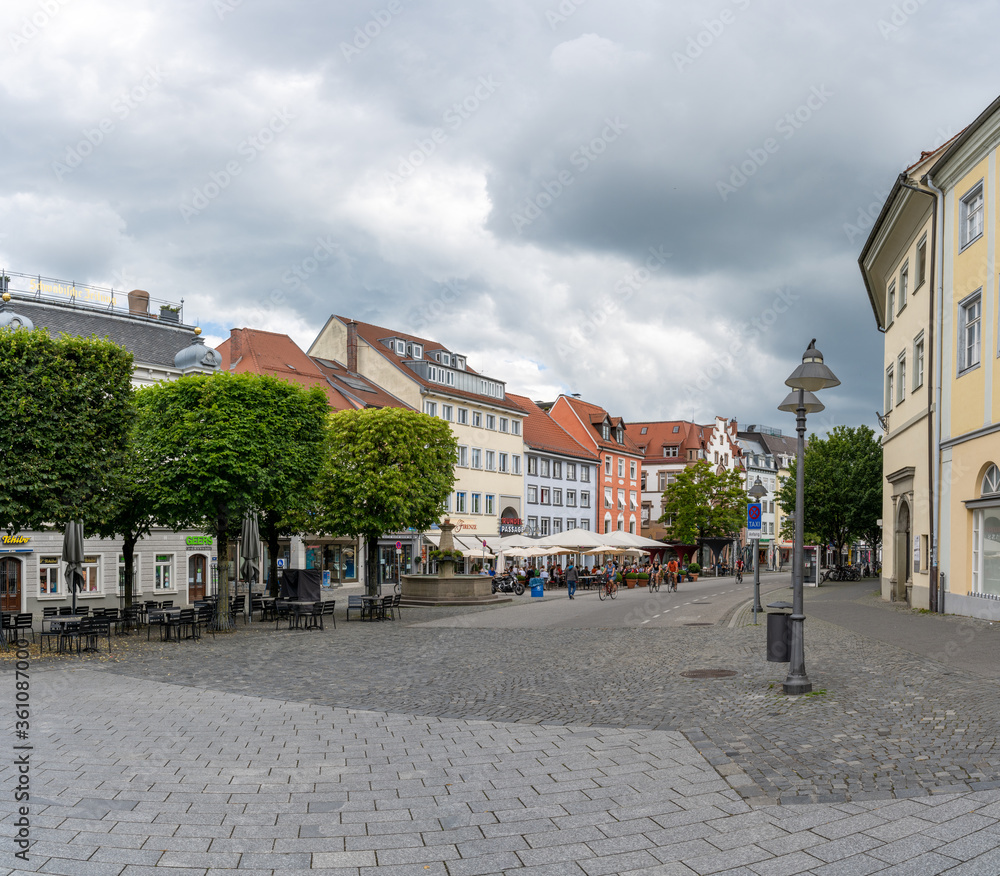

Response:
(785, 338), (841, 392)
(748, 476), (768, 500)
(778, 389), (825, 414)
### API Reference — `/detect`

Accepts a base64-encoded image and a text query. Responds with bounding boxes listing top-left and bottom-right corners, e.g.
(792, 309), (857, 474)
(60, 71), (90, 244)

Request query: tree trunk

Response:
(263, 509), (281, 598)
(122, 533), (138, 612)
(215, 507), (234, 629)
(365, 533), (380, 597)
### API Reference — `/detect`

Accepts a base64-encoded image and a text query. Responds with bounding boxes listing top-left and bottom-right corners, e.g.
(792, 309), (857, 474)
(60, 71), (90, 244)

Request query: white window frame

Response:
(604, 487), (612, 508)
(604, 456), (612, 476)
(512, 455), (521, 475)
(499, 417), (508, 433)
(553, 489), (562, 506)
(485, 414), (496, 430)
(455, 491), (467, 514)
(961, 182), (984, 250)
(617, 459), (625, 478)
(553, 461), (562, 479)
(471, 448), (482, 469)
(566, 463), (576, 481)
(630, 460), (637, 480)
(38, 556), (61, 597)
(887, 282), (895, 326)
(540, 518), (550, 536)
(581, 491), (590, 508)
(473, 411), (482, 427)
(485, 450), (496, 471)
(457, 408), (469, 425)
(511, 420), (521, 436)
(885, 366), (894, 412)
(153, 554), (173, 592)
(541, 458), (550, 478)
(617, 489), (625, 511)
(424, 401), (437, 417)
(485, 494), (496, 515)
(499, 452), (509, 473)
(898, 260), (908, 311)
(540, 487), (550, 505)
(896, 352), (906, 405)
(527, 456), (538, 476)
(914, 333), (925, 390)
(916, 235), (927, 288)
(528, 484), (538, 504)
(580, 467), (590, 483)
(457, 445), (469, 467)
(442, 404), (453, 422)
(959, 291), (982, 374)
(566, 490), (576, 507)
(472, 492), (482, 515)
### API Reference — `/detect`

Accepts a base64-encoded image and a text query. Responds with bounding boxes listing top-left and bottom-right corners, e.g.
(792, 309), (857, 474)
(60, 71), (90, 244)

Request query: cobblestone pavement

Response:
(6, 590), (1000, 873)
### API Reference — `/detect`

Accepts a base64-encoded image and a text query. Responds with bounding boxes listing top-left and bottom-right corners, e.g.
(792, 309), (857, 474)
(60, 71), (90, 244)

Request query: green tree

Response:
(94, 426), (160, 613)
(313, 408), (457, 596)
(776, 426), (883, 562)
(136, 372), (329, 627)
(0, 329), (134, 533)
(658, 460), (748, 544)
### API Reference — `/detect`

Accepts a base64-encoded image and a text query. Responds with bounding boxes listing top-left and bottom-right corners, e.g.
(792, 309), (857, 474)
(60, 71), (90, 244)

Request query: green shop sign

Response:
(185, 536), (213, 546)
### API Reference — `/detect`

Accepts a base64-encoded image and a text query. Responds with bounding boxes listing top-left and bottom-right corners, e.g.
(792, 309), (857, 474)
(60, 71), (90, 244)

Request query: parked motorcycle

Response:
(492, 573), (525, 595)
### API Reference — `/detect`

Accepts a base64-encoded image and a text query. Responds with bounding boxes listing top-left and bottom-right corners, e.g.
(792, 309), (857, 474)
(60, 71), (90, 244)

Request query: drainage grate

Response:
(681, 669), (737, 679)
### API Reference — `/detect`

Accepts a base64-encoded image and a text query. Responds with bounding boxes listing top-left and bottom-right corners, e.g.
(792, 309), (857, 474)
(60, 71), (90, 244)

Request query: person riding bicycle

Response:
(736, 558), (744, 582)
(666, 558), (679, 591)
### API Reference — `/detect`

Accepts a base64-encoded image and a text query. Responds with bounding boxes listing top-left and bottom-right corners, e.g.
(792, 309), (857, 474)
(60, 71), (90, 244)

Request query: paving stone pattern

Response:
(6, 597), (1000, 873)
(5, 669), (1000, 875)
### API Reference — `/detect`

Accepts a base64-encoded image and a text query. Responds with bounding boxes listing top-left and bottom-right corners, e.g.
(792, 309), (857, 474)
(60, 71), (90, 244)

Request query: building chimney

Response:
(229, 328), (244, 367)
(127, 289), (149, 315)
(347, 320), (358, 373)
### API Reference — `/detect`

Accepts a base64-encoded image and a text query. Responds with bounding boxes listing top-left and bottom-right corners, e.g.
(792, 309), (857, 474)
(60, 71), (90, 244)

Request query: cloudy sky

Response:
(1, 0), (995, 432)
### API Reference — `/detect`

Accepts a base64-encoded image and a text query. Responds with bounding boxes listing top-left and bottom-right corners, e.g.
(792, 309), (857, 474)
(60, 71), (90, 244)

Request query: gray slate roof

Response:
(3, 298), (196, 367)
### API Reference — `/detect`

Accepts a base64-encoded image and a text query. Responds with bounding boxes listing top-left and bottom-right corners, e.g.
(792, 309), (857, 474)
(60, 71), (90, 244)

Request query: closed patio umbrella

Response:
(62, 519), (85, 616)
(239, 512), (260, 623)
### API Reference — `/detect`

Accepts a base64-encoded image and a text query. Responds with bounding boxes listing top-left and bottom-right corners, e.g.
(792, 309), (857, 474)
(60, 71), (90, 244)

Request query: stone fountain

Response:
(400, 519), (510, 606)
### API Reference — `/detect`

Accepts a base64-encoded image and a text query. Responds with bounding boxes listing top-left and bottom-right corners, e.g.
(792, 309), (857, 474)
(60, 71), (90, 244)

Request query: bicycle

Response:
(598, 577), (618, 600)
(735, 566), (743, 584)
(648, 574), (660, 593)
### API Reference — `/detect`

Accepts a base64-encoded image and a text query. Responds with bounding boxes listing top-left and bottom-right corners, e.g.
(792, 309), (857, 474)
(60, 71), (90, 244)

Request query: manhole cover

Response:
(684, 622), (714, 626)
(681, 669), (737, 679)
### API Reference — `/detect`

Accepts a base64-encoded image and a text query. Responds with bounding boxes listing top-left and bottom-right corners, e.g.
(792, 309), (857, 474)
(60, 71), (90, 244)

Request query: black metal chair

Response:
(304, 602), (324, 631)
(14, 613), (35, 644)
(42, 606), (58, 618)
(197, 604), (215, 638)
(147, 610), (167, 641)
(84, 617), (112, 652)
(160, 600), (174, 608)
(58, 606), (74, 616)
(177, 608), (198, 640)
(379, 595), (394, 621)
(322, 600), (336, 629)
(346, 595), (364, 621)
(231, 597), (247, 625)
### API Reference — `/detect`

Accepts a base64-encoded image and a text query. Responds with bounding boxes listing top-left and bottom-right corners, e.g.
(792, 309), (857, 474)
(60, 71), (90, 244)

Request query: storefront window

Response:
(974, 509), (1000, 596)
(155, 554), (172, 590)
(81, 556), (101, 593)
(304, 543), (359, 583)
(39, 557), (60, 596)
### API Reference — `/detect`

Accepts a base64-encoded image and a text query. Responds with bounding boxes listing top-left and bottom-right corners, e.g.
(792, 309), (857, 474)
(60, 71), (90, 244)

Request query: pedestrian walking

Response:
(566, 562), (578, 599)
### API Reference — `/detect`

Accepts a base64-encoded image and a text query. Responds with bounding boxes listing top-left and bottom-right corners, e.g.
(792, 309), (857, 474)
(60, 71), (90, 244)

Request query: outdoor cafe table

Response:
(275, 600), (316, 630)
(148, 608), (183, 641)
(360, 595), (382, 621)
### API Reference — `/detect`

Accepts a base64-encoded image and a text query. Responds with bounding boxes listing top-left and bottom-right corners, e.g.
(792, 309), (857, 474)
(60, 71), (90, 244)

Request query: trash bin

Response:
(766, 601), (792, 663)
(530, 577), (544, 597)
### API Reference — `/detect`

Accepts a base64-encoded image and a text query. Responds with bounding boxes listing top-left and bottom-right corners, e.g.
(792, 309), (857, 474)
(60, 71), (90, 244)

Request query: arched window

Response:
(983, 464), (1000, 496)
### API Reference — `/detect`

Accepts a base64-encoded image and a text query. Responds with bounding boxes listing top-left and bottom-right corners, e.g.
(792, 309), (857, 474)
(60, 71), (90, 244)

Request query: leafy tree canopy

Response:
(0, 329), (134, 533)
(658, 460), (748, 544)
(136, 371), (329, 624)
(313, 408), (457, 594)
(776, 425), (882, 556)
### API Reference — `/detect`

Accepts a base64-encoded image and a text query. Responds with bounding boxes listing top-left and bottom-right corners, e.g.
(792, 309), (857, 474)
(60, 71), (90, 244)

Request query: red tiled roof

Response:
(631, 420), (708, 461)
(218, 328), (410, 411)
(506, 393), (598, 462)
(310, 356), (413, 410)
(557, 396), (643, 456)
(334, 315), (525, 413)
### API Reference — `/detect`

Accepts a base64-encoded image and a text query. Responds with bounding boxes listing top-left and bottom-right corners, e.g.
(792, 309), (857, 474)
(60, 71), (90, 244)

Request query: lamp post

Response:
(777, 340), (840, 696)
(748, 475), (768, 621)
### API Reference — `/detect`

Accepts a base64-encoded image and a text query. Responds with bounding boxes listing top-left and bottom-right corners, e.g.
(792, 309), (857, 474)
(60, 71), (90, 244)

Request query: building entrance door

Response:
(189, 555), (207, 602)
(1, 558), (21, 613)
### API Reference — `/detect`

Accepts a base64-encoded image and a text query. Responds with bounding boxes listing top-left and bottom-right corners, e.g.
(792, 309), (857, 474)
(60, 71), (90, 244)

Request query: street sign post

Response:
(747, 503), (762, 622)
(747, 502), (762, 537)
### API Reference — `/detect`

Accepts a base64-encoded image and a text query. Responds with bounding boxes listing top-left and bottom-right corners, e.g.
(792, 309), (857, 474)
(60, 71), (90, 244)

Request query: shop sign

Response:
(2, 535), (30, 545)
(451, 518), (479, 532)
(499, 516), (523, 535)
(185, 536), (213, 548)
(1, 534), (32, 552)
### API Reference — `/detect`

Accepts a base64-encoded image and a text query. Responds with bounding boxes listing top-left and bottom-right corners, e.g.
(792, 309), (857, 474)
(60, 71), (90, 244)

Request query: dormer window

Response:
(455, 356), (465, 370)
(441, 353), (451, 366)
(601, 423), (610, 441)
(395, 340), (406, 355)
(412, 343), (422, 358)
(616, 426), (623, 444)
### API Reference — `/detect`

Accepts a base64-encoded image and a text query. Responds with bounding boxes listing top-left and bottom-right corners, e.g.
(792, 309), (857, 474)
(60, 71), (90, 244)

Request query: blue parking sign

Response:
(747, 502), (762, 537)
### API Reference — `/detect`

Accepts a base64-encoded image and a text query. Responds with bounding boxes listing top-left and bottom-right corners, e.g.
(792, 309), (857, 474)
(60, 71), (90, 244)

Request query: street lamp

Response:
(777, 339), (840, 695)
(748, 475), (768, 620)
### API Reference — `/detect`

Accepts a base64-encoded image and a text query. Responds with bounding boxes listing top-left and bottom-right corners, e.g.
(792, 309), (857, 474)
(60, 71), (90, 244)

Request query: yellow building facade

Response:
(862, 95), (1000, 618)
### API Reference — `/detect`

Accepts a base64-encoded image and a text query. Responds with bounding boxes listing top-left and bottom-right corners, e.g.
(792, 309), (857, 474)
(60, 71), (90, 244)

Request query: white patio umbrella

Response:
(535, 527), (605, 550)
